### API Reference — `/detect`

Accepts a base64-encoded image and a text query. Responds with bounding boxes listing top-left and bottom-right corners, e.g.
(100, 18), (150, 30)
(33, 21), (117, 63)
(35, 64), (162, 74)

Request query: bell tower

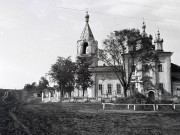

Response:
(77, 12), (98, 67)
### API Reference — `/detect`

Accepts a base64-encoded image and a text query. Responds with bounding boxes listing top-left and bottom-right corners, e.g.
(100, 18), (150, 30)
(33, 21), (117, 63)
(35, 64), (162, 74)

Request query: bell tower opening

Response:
(82, 42), (88, 54)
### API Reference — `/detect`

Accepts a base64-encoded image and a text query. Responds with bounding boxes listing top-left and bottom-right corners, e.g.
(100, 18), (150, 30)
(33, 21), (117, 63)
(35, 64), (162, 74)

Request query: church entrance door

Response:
(148, 91), (155, 101)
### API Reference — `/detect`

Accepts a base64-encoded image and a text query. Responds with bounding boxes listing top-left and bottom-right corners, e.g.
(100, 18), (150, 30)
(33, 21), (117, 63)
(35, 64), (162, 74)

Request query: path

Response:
(0, 90), (32, 135)
(1, 91), (9, 101)
(9, 109), (32, 135)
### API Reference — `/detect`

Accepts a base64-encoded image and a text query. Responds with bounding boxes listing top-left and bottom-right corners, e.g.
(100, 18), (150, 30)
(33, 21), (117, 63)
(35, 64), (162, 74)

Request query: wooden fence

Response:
(102, 103), (180, 111)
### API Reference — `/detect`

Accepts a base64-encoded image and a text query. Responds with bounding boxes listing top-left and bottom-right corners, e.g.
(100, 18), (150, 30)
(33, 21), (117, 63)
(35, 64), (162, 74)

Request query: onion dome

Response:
(85, 11), (89, 23)
(154, 30), (164, 51)
(154, 31), (163, 43)
(141, 21), (147, 37)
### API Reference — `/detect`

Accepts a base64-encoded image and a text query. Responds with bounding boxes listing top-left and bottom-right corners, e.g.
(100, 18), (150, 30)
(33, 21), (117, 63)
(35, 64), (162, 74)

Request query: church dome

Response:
(85, 12), (89, 22)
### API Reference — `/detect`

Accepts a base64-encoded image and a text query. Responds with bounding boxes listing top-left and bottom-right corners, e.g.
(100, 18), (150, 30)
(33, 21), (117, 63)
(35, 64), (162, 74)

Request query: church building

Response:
(73, 12), (180, 101)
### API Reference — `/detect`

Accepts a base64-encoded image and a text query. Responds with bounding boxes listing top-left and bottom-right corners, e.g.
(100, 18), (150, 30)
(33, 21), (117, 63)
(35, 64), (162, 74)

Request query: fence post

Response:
(173, 104), (176, 109)
(49, 92), (51, 102)
(128, 104), (130, 110)
(134, 105), (136, 111)
(103, 103), (105, 110)
(156, 104), (158, 110)
(153, 104), (155, 111)
(42, 92), (44, 102)
(56, 91), (58, 101)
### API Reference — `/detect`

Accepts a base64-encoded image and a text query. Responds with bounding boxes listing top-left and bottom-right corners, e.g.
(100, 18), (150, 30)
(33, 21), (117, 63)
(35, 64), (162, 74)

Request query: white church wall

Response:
(157, 55), (171, 95)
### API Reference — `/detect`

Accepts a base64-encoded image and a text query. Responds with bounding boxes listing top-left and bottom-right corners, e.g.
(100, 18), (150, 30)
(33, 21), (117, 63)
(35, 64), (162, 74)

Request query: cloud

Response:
(0, 61), (34, 89)
(36, 10), (47, 18)
(150, 3), (180, 29)
(56, 0), (88, 10)
(107, 4), (144, 16)
(58, 15), (67, 21)
(0, 0), (180, 89)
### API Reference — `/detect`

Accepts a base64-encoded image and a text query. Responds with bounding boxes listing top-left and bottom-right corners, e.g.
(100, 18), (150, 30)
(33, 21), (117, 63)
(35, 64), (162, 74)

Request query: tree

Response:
(23, 82), (37, 93)
(35, 76), (49, 96)
(75, 56), (93, 97)
(38, 76), (49, 90)
(99, 29), (159, 97)
(48, 56), (76, 98)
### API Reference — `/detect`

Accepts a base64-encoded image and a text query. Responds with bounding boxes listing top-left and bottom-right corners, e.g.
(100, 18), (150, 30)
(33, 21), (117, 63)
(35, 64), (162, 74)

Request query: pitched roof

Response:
(172, 76), (180, 82)
(43, 87), (55, 92)
(80, 23), (94, 40)
(171, 63), (180, 72)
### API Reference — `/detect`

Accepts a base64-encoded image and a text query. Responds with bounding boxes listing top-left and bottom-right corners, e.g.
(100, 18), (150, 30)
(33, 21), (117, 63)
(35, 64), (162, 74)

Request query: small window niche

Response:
(158, 64), (163, 72)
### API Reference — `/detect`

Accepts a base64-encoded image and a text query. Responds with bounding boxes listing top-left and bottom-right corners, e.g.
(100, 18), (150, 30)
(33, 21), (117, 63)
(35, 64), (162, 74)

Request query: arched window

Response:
(82, 42), (88, 54)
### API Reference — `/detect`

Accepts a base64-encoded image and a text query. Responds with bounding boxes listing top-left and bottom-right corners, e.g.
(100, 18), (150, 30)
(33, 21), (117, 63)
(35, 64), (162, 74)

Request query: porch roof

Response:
(42, 87), (55, 92)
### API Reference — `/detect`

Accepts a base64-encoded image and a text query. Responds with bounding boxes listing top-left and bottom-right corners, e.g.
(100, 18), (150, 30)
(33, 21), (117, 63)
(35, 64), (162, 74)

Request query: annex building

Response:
(73, 12), (180, 101)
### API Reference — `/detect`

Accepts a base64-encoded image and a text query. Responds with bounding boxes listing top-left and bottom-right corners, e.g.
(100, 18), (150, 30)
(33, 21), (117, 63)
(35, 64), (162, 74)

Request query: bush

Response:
(115, 97), (130, 104)
(116, 93), (154, 104)
(155, 99), (174, 104)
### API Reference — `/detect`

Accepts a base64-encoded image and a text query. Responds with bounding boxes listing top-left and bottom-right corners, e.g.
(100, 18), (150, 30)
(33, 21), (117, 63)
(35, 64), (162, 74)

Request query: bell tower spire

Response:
(77, 12), (98, 67)
(80, 12), (94, 41)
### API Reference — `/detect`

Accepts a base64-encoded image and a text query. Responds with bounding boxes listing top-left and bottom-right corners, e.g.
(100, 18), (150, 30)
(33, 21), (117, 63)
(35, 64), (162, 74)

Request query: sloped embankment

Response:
(12, 103), (180, 135)
(1, 91), (180, 135)
(0, 90), (31, 134)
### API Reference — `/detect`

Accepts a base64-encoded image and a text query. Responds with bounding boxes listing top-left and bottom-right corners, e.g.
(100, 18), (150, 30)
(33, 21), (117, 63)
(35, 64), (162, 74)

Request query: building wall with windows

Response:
(97, 78), (123, 97)
(156, 54), (172, 97)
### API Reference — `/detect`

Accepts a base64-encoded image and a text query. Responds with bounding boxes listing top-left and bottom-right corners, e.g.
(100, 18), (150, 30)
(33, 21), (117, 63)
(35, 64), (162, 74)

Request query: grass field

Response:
(1, 90), (180, 135)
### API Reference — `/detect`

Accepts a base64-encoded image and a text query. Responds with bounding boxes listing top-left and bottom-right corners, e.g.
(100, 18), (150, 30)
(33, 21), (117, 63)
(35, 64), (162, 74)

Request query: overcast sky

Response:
(0, 0), (180, 89)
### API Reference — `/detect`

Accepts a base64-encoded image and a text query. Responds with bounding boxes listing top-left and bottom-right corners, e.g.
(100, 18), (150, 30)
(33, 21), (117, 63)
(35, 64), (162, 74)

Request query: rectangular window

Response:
(117, 84), (121, 94)
(158, 64), (163, 72)
(99, 84), (102, 94)
(107, 84), (112, 94)
(159, 83), (164, 94)
(99, 84), (102, 90)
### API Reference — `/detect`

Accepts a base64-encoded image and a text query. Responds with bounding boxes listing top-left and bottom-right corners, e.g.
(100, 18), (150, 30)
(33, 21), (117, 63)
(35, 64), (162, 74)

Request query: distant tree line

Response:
(24, 76), (49, 96)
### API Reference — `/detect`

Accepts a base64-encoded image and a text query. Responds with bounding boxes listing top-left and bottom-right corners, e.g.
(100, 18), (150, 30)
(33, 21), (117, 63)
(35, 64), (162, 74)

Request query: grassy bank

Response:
(11, 103), (180, 135)
(1, 90), (180, 135)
